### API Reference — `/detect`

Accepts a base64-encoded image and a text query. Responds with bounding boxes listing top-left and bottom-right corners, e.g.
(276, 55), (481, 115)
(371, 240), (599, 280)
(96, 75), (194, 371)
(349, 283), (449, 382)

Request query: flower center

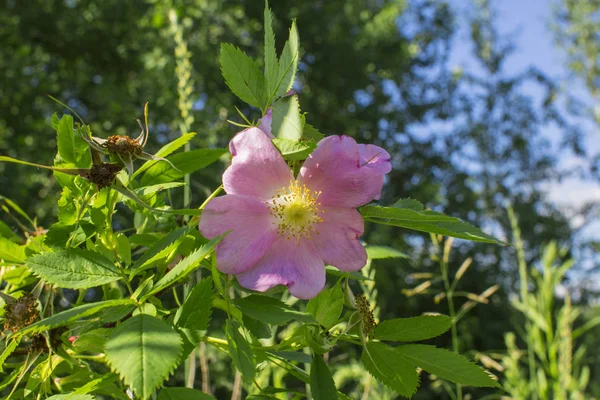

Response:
(268, 181), (324, 241)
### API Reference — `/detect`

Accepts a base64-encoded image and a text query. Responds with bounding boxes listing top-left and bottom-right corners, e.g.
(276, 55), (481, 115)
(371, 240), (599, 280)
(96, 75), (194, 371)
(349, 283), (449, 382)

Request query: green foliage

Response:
(375, 315), (452, 342)
(226, 319), (255, 382)
(361, 341), (419, 398)
(501, 212), (592, 399)
(365, 245), (409, 260)
(145, 234), (225, 298)
(174, 278), (213, 332)
(132, 132), (196, 179)
(272, 137), (317, 160)
(310, 353), (338, 400)
(157, 387), (216, 400)
(20, 299), (136, 336)
(55, 114), (90, 167)
(0, 238), (26, 264)
(306, 282), (344, 329)
(26, 249), (122, 289)
(140, 149), (226, 186)
(105, 314), (182, 400)
(271, 95), (303, 140)
(395, 344), (500, 388)
(263, 2), (299, 104)
(220, 43), (267, 110)
(235, 294), (314, 325)
(360, 200), (505, 244)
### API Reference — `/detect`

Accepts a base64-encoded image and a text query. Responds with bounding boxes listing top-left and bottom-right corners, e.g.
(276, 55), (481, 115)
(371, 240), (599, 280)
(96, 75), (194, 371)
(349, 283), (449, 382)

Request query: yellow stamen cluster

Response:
(267, 181), (324, 242)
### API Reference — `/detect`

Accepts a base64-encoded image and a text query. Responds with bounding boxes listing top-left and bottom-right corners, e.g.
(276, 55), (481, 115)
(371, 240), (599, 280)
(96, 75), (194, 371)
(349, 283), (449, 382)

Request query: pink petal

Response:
(236, 238), (326, 299)
(298, 135), (391, 208)
(358, 143), (392, 175)
(257, 109), (274, 138)
(224, 127), (293, 200)
(313, 207), (367, 271)
(199, 194), (277, 274)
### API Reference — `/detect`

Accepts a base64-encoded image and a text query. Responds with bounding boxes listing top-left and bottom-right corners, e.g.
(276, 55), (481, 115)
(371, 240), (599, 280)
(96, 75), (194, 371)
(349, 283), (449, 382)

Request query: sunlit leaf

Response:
(220, 43), (267, 109)
(396, 344), (500, 387)
(105, 314), (182, 399)
(361, 342), (419, 397)
(26, 249), (121, 289)
(375, 315), (452, 342)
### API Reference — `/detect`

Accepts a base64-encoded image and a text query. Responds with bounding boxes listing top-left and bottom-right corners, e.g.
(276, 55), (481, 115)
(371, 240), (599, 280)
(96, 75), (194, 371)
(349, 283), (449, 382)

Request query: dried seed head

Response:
(105, 135), (143, 157)
(30, 333), (47, 353)
(29, 327), (67, 354)
(85, 163), (123, 189)
(3, 293), (39, 333)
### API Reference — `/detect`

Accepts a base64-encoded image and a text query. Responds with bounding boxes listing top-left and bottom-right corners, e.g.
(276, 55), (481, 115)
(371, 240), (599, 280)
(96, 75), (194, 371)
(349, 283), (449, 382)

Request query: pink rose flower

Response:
(199, 127), (391, 299)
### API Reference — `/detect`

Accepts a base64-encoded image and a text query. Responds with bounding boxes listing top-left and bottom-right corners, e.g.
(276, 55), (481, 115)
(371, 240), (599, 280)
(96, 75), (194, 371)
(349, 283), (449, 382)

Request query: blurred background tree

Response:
(1, 0), (598, 398)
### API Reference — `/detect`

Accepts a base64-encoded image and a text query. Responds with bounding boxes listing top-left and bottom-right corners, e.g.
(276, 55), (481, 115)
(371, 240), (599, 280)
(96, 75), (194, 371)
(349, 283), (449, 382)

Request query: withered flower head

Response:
(3, 293), (40, 333)
(83, 162), (123, 189)
(30, 326), (67, 353)
(80, 103), (177, 175)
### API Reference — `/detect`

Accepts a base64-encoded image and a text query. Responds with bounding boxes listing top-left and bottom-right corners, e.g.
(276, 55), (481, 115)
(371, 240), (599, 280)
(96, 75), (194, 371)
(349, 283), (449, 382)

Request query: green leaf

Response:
(325, 266), (371, 281)
(57, 114), (76, 164)
(361, 342), (419, 397)
(0, 237), (26, 264)
(130, 227), (189, 275)
(0, 339), (20, 372)
(393, 198), (424, 211)
(359, 203), (506, 245)
(0, 156), (76, 172)
(375, 315), (452, 342)
(174, 278), (213, 331)
(271, 95), (303, 140)
(0, 220), (20, 242)
(26, 249), (121, 289)
(264, 1), (278, 100)
(272, 138), (316, 160)
(226, 320), (255, 382)
(365, 245), (409, 260)
(71, 328), (110, 354)
(146, 234), (225, 298)
(310, 354), (338, 400)
(140, 149), (225, 186)
(275, 20), (299, 100)
(105, 314), (182, 399)
(306, 283), (344, 329)
(220, 43), (267, 109)
(25, 355), (64, 397)
(134, 182), (185, 202)
(44, 221), (96, 248)
(46, 395), (95, 400)
(132, 132), (197, 179)
(20, 299), (136, 336)
(302, 122), (325, 141)
(235, 295), (314, 326)
(157, 387), (216, 400)
(243, 315), (271, 339)
(115, 233), (132, 265)
(395, 344), (500, 388)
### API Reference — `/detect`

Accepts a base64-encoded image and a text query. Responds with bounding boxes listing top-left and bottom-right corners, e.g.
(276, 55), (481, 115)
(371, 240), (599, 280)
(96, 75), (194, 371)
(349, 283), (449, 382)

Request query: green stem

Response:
(508, 205), (538, 399)
(440, 239), (461, 400)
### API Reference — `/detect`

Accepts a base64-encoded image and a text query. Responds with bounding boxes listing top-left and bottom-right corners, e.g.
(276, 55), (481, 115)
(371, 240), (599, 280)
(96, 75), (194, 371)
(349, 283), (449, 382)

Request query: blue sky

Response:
(447, 0), (599, 235)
